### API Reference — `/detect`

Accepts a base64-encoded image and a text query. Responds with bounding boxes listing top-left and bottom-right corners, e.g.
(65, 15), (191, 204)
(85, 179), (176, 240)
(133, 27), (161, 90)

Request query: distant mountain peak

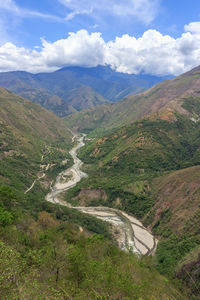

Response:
(66, 64), (200, 133)
(0, 65), (169, 117)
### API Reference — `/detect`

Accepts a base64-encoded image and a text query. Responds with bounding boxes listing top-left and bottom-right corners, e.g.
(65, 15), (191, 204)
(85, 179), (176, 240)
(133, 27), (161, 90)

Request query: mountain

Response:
(70, 113), (200, 298)
(0, 88), (186, 299)
(0, 87), (73, 200)
(64, 65), (200, 298)
(55, 65), (171, 102)
(66, 65), (200, 134)
(0, 70), (107, 116)
(0, 66), (168, 116)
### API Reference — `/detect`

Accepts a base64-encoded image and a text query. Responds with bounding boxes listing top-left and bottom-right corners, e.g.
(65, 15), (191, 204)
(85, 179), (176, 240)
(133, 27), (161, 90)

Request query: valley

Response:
(1, 65), (200, 299)
(0, 66), (168, 117)
(1, 2), (200, 298)
(66, 65), (200, 135)
(63, 66), (200, 298)
(0, 92), (184, 299)
(45, 133), (156, 255)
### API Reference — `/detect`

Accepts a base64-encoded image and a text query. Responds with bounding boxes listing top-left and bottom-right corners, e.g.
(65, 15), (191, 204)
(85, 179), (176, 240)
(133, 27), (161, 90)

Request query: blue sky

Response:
(0, 0), (200, 75)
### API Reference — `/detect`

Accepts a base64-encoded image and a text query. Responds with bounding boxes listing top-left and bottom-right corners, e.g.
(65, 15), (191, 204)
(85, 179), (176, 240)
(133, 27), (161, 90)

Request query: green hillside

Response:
(0, 87), (189, 299)
(0, 189), (185, 299)
(0, 66), (168, 117)
(0, 88), (188, 299)
(146, 166), (200, 279)
(66, 110), (200, 297)
(0, 87), (74, 204)
(64, 66), (200, 298)
(66, 65), (200, 135)
(0, 71), (108, 117)
(70, 113), (200, 214)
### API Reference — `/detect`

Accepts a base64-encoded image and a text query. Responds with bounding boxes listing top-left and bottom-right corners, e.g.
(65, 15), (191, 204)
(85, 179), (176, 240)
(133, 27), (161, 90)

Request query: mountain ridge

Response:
(0, 65), (168, 116)
(0, 66), (196, 298)
(0, 87), (73, 199)
(66, 65), (200, 134)
(0, 86), (188, 300)
(63, 65), (200, 297)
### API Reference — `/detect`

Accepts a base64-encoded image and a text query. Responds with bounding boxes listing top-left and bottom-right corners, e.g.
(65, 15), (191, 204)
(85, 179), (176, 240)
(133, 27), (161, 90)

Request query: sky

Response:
(0, 0), (200, 76)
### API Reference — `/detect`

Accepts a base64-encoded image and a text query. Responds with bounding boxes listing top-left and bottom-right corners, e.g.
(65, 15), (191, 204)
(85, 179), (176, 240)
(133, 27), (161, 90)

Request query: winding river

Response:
(46, 134), (157, 255)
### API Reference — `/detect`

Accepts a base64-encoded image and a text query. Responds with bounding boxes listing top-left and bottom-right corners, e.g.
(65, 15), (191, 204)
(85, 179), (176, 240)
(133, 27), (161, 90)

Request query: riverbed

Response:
(46, 134), (157, 255)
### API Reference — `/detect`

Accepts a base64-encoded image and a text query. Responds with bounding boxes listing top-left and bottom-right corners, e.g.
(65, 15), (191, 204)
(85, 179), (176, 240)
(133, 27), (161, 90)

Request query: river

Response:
(46, 134), (157, 255)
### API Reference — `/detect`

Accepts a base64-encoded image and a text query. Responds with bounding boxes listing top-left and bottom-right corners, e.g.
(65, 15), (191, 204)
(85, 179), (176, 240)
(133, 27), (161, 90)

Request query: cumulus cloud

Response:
(1, 24), (200, 76)
(59, 0), (159, 25)
(40, 30), (105, 69)
(0, 30), (105, 73)
(184, 22), (200, 34)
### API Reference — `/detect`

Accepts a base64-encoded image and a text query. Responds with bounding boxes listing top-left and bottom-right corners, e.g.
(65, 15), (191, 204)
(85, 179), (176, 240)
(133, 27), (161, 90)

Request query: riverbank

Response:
(45, 134), (157, 255)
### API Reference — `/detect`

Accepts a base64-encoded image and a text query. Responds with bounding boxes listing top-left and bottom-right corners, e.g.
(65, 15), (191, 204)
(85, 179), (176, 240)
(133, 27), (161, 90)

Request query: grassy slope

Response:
(65, 66), (200, 297)
(66, 109), (200, 297)
(147, 165), (200, 235)
(0, 66), (169, 118)
(0, 87), (73, 203)
(0, 88), (187, 299)
(0, 192), (185, 300)
(0, 88), (116, 237)
(145, 166), (200, 293)
(70, 113), (200, 213)
(0, 71), (108, 117)
(144, 94), (200, 287)
(66, 65), (200, 135)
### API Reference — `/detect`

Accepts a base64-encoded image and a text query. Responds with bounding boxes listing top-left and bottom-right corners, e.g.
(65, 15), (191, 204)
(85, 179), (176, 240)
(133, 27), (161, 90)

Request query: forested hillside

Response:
(64, 67), (200, 297)
(0, 87), (188, 299)
(66, 65), (200, 135)
(1, 0), (199, 298)
(0, 87), (73, 204)
(0, 66), (168, 117)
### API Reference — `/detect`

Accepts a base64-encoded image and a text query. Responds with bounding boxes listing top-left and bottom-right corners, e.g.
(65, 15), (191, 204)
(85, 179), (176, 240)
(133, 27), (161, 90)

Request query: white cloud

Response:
(104, 26), (200, 75)
(0, 30), (105, 73)
(0, 43), (44, 73)
(65, 8), (93, 21)
(0, 0), (64, 22)
(184, 22), (200, 34)
(40, 30), (105, 69)
(59, 0), (159, 25)
(0, 24), (200, 76)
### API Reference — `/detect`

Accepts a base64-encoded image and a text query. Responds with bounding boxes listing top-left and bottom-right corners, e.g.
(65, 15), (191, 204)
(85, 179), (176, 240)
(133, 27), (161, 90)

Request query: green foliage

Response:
(52, 204), (111, 238)
(153, 209), (172, 237)
(0, 240), (24, 294)
(1, 81), (200, 298)
(156, 235), (199, 276)
(70, 115), (200, 222)
(0, 206), (13, 226)
(66, 114), (200, 298)
(182, 96), (200, 116)
(0, 186), (17, 226)
(0, 185), (17, 209)
(0, 210), (186, 299)
(0, 88), (72, 199)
